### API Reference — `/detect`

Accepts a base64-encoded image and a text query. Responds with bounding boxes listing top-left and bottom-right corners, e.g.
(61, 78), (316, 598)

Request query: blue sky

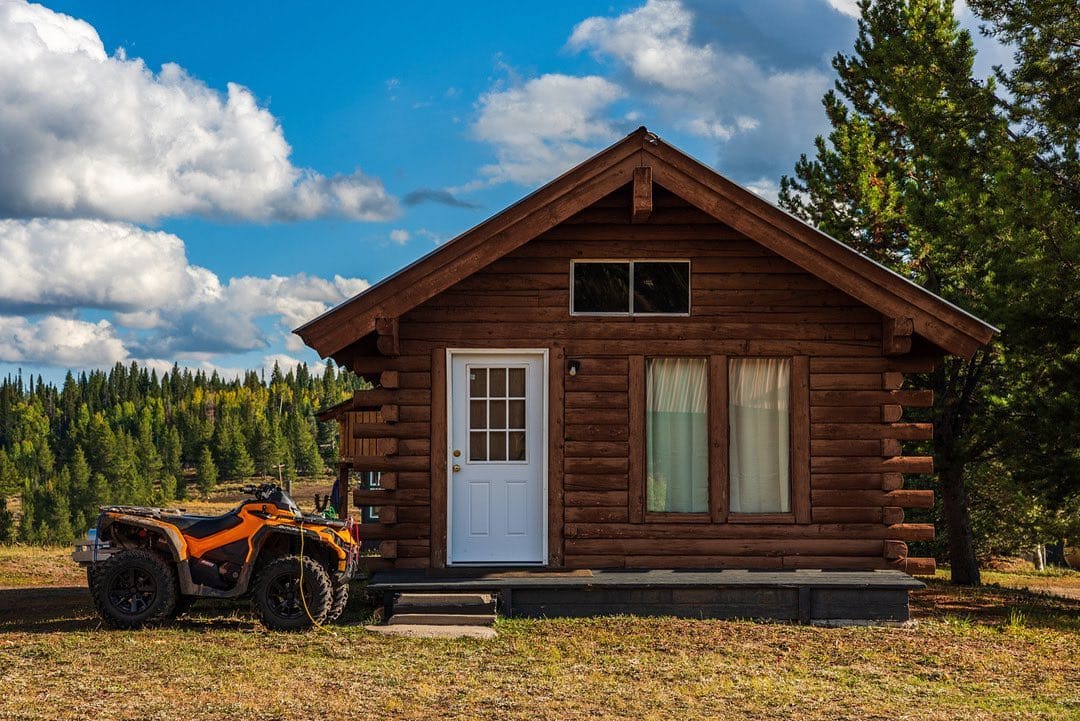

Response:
(0, 0), (1009, 382)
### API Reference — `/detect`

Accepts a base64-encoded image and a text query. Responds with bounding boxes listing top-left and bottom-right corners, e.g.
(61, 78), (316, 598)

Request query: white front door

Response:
(449, 351), (547, 565)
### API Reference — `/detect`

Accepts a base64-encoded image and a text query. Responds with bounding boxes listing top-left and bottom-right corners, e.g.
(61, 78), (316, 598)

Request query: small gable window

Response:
(571, 260), (690, 315)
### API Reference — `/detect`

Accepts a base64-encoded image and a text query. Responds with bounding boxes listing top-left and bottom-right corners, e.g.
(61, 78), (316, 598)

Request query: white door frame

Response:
(446, 348), (549, 566)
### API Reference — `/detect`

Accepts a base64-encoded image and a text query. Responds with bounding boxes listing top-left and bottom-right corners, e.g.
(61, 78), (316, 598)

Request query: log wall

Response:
(342, 184), (937, 575)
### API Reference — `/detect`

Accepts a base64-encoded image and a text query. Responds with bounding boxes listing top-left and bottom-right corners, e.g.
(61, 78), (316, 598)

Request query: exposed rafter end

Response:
(631, 165), (653, 224)
(882, 316), (914, 356)
(375, 316), (400, 357)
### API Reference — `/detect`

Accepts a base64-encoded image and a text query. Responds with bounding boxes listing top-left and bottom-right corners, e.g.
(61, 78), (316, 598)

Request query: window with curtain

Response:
(646, 357), (708, 513)
(729, 358), (791, 514)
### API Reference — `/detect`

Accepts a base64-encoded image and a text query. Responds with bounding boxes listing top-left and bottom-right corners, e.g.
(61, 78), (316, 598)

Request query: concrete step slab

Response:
(365, 624), (497, 639)
(388, 612), (496, 627)
(396, 593), (493, 607)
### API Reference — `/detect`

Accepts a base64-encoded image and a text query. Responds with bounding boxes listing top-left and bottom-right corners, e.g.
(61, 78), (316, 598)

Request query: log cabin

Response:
(298, 128), (996, 622)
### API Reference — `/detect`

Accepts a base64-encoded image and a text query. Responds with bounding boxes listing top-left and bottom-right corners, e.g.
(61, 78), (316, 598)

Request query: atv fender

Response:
(99, 514), (189, 562)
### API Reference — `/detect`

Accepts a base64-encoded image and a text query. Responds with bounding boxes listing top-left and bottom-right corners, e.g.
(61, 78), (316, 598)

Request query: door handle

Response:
(452, 464), (461, 473)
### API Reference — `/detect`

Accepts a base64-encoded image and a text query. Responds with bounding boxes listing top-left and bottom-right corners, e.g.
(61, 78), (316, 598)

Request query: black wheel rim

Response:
(266, 570), (314, 620)
(108, 566), (157, 615)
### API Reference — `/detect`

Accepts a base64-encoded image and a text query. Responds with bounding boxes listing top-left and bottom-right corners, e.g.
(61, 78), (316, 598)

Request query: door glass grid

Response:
(468, 366), (527, 462)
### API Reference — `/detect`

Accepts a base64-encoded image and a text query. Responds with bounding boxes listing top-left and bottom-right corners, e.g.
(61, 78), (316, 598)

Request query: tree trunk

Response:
(1033, 544), (1045, 572)
(939, 462), (981, 585)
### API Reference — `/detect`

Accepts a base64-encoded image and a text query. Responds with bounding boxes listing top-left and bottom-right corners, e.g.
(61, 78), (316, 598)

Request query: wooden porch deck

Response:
(367, 569), (925, 624)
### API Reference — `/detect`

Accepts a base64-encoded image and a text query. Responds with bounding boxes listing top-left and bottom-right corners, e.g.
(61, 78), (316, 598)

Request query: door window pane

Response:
(729, 358), (791, 513)
(646, 358), (709, 513)
(466, 364), (527, 463)
(573, 262), (630, 313)
(634, 262), (690, 314)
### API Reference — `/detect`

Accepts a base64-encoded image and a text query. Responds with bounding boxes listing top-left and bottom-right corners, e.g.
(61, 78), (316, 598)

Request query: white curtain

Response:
(646, 358), (708, 513)
(729, 358), (790, 513)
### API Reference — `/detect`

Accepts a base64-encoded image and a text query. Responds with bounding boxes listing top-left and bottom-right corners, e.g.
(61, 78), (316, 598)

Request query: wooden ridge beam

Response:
(631, 166), (653, 223)
(883, 317), (914, 356)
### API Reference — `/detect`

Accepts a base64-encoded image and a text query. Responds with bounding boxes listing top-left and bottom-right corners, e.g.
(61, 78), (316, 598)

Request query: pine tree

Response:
(0, 496), (14, 543)
(196, 447), (218, 498)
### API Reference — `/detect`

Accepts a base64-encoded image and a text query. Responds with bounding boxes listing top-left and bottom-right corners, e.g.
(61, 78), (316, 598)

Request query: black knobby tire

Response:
(325, 572), (349, 623)
(252, 555), (333, 631)
(90, 549), (178, 629)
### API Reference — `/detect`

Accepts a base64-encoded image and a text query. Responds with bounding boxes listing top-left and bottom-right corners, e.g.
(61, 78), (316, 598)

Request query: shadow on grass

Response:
(0, 581), (380, 634)
(913, 578), (1080, 633)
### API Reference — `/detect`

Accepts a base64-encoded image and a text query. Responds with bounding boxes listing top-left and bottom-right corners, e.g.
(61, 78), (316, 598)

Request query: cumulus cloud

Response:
(0, 0), (397, 223)
(472, 74), (625, 186)
(0, 315), (128, 366)
(0, 219), (215, 313)
(0, 217), (369, 366)
(568, 0), (833, 181)
(389, 229), (411, 244)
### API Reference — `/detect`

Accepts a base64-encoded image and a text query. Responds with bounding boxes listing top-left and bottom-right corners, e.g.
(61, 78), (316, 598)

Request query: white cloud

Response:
(824, 0), (861, 18)
(0, 219), (215, 312)
(568, 0), (832, 180)
(0, 315), (127, 366)
(389, 229), (410, 244)
(0, 217), (370, 364)
(472, 74), (625, 186)
(0, 0), (397, 223)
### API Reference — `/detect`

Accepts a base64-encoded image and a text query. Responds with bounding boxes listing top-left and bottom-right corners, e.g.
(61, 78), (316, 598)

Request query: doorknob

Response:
(452, 464), (461, 473)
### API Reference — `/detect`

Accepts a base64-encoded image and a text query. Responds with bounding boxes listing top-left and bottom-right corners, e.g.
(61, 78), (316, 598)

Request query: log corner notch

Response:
(375, 316), (399, 357)
(882, 316), (914, 356)
(631, 165), (653, 224)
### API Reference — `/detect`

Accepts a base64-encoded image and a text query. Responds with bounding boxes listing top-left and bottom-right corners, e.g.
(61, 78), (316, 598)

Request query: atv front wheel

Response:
(91, 549), (178, 629)
(253, 555), (333, 631)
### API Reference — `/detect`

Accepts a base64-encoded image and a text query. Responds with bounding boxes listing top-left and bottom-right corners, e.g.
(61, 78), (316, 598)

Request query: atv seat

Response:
(170, 512), (244, 539)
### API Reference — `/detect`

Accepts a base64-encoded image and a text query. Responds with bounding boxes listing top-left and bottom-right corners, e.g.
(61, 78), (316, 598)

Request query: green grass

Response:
(0, 551), (1077, 720)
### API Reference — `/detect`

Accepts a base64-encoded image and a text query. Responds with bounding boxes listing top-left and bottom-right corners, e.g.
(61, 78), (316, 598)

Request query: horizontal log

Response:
(349, 455), (429, 472)
(811, 473), (884, 490)
(564, 473), (629, 491)
(396, 506), (431, 524)
(379, 370), (399, 389)
(811, 389), (933, 407)
(811, 406), (882, 423)
(403, 320), (880, 342)
(393, 471), (431, 489)
(883, 507), (905, 525)
(811, 456), (934, 474)
(564, 555), (627, 569)
(396, 438), (430, 455)
(397, 405), (430, 422)
(565, 408), (627, 425)
(401, 338), (882, 358)
(357, 556), (394, 573)
(564, 523), (935, 541)
(565, 441), (628, 458)
(353, 523), (429, 541)
(351, 422), (429, 439)
(904, 557), (936, 575)
(811, 423), (933, 441)
(882, 404), (903, 422)
(625, 556), (785, 569)
(564, 507), (629, 523)
(380, 404), (399, 423)
(811, 373), (885, 390)
(884, 540), (908, 560)
(376, 506), (397, 525)
(811, 439), (883, 456)
(352, 488), (430, 506)
(811, 489), (934, 508)
(881, 473), (904, 491)
(565, 538), (885, 557)
(565, 491), (629, 507)
(566, 391), (629, 409)
(809, 356), (937, 373)
(812, 507), (883, 523)
(564, 457), (629, 474)
(566, 424), (629, 441)
(347, 355), (429, 374)
(540, 224), (744, 242)
(565, 374), (628, 392)
(881, 439), (902, 457)
(392, 557), (430, 569)
(350, 388), (430, 406)
(882, 372), (905, 390)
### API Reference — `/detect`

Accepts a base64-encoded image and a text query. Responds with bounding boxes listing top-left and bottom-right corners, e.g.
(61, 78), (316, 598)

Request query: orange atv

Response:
(73, 484), (359, 631)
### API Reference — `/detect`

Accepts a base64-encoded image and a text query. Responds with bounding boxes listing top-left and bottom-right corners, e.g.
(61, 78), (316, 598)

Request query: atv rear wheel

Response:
(91, 549), (177, 629)
(253, 555), (333, 631)
(325, 573), (349, 623)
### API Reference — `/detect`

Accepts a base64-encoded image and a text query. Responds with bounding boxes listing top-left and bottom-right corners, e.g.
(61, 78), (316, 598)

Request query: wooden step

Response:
(395, 593), (494, 614)
(388, 613), (496, 627)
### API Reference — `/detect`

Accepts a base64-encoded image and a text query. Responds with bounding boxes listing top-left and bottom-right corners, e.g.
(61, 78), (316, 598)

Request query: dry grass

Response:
(0, 545), (85, 588)
(0, 548), (1077, 721)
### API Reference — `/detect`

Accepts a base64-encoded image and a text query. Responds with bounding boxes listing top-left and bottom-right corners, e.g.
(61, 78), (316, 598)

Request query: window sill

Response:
(726, 512), (796, 524)
(643, 512), (711, 524)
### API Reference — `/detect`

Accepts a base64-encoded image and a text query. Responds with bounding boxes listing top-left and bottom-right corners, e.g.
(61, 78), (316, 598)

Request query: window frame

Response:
(628, 354), (811, 525)
(569, 259), (692, 317)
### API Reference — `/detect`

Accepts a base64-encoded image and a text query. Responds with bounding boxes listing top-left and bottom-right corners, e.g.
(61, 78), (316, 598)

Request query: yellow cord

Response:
(297, 521), (334, 635)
